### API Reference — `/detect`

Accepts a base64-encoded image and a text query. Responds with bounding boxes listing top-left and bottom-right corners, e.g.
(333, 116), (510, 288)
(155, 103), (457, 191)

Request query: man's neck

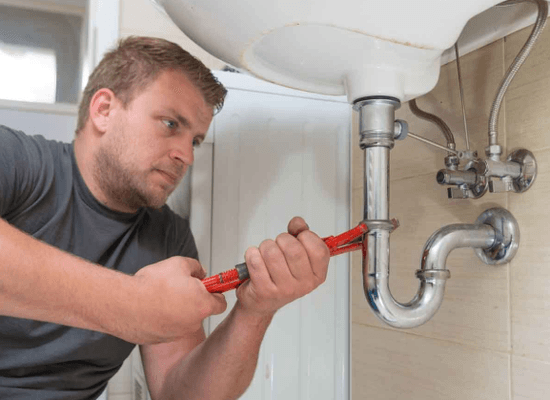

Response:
(73, 132), (137, 214)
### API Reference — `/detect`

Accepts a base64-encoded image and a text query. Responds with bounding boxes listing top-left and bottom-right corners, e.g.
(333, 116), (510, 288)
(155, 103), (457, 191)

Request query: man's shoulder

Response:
(0, 125), (70, 154)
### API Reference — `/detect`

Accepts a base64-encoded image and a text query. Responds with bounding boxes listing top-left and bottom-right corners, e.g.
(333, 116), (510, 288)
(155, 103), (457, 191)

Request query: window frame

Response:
(0, 0), (119, 115)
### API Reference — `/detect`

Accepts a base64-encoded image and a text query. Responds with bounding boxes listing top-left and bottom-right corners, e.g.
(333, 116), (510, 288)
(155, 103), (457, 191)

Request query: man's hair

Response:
(76, 36), (227, 134)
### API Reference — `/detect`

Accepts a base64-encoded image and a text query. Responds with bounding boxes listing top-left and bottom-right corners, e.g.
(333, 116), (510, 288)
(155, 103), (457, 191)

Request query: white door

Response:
(209, 72), (351, 400)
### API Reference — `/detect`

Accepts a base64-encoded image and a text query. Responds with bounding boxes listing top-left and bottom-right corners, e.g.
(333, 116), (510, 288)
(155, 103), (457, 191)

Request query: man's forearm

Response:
(0, 218), (149, 342)
(160, 302), (274, 400)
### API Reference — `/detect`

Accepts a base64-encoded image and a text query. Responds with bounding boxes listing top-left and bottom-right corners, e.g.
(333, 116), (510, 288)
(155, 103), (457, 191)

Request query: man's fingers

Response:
(208, 293), (228, 315)
(182, 258), (207, 279)
(296, 230), (330, 281)
(275, 233), (311, 281)
(244, 247), (276, 289)
(287, 216), (309, 236)
(258, 239), (295, 285)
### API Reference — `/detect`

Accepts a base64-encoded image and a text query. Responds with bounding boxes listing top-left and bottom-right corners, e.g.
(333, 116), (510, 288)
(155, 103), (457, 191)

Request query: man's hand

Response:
(141, 219), (329, 400)
(235, 217), (330, 316)
(134, 257), (227, 344)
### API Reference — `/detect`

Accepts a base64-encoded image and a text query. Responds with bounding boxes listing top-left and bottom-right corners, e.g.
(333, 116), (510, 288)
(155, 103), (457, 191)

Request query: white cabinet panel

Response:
(210, 78), (351, 400)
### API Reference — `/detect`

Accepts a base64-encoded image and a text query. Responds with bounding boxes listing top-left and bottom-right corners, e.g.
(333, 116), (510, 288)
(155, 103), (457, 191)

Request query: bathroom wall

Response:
(351, 21), (550, 400)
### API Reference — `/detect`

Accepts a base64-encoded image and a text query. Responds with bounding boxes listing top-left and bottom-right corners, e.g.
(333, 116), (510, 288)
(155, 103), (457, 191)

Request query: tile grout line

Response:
(533, 145), (550, 153)
(352, 320), (513, 357)
(352, 170), (439, 191)
(502, 34), (514, 400)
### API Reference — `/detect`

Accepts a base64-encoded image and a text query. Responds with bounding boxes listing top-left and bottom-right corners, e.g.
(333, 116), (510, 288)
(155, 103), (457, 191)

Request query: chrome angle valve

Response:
(435, 146), (537, 199)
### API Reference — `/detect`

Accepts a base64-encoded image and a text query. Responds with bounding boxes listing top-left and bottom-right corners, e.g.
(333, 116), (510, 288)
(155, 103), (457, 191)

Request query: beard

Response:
(93, 145), (171, 211)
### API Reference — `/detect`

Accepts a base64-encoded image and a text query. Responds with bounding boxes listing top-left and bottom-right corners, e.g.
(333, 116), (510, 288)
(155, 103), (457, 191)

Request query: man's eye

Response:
(162, 120), (177, 129)
(192, 138), (202, 148)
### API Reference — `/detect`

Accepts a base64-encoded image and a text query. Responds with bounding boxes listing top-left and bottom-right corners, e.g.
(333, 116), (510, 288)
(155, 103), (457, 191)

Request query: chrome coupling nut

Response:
(444, 155), (460, 170)
(485, 144), (502, 158)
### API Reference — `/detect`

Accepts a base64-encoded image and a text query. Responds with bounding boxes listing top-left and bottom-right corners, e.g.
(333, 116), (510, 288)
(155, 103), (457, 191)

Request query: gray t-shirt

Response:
(0, 125), (199, 399)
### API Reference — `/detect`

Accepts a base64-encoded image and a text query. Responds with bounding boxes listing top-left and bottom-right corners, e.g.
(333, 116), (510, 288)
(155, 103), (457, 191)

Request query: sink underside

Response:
(153, 0), (505, 102)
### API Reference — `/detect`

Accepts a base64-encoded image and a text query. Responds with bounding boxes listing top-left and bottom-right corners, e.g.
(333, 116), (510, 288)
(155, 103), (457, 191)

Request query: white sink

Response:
(152, 0), (506, 102)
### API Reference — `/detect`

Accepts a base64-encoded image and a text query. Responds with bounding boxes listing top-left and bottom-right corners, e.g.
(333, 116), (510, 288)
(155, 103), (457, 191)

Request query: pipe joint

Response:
(415, 269), (451, 281)
(363, 219), (400, 233)
(359, 133), (395, 150)
(356, 97), (400, 149)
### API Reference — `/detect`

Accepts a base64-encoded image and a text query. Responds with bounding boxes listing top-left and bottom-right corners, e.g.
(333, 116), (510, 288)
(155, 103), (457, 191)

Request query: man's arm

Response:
(141, 217), (330, 400)
(141, 303), (272, 400)
(0, 218), (226, 344)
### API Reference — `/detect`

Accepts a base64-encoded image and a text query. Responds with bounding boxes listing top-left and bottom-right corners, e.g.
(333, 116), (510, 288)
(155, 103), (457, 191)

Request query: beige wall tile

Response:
(510, 148), (550, 362)
(505, 23), (550, 151)
(351, 187), (362, 224)
(392, 39), (505, 181)
(352, 324), (510, 400)
(512, 356), (550, 400)
(352, 172), (510, 352)
(435, 40), (504, 122)
(351, 112), (363, 191)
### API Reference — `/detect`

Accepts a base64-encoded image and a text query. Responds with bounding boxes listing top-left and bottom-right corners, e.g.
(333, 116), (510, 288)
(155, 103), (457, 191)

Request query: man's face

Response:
(94, 69), (213, 212)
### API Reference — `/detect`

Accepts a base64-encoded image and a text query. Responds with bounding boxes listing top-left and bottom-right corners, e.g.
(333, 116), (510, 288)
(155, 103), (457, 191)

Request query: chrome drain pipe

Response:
(355, 98), (520, 329)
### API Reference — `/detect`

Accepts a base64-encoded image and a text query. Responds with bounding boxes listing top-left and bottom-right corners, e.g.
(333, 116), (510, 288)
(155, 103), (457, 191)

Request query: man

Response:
(0, 36), (330, 399)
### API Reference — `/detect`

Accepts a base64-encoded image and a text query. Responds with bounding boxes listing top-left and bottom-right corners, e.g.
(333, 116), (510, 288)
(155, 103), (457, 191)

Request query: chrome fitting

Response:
(445, 155), (460, 170)
(507, 149), (537, 193)
(355, 97), (400, 149)
(437, 169), (477, 186)
(485, 159), (521, 178)
(415, 269), (451, 281)
(360, 134), (395, 149)
(458, 150), (478, 160)
(363, 219), (400, 233)
(484, 149), (536, 193)
(394, 119), (409, 141)
(474, 207), (519, 265)
(438, 158), (487, 199)
(447, 186), (470, 199)
(485, 144), (503, 160)
(488, 176), (514, 193)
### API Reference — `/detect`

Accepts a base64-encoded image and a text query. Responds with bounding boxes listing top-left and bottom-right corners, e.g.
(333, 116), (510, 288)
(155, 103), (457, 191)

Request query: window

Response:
(0, 2), (85, 104)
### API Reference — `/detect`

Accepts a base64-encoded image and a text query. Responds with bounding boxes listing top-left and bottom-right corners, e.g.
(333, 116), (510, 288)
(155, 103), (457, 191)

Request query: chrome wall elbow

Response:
(363, 208), (518, 329)
(365, 220), (495, 329)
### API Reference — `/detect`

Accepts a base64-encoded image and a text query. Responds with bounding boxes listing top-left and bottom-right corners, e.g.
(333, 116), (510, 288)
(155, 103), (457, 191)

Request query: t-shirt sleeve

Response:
(0, 125), (54, 218)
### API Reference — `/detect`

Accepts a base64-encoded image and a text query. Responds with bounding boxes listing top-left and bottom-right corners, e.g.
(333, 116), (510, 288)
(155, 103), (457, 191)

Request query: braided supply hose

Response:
(489, 0), (548, 146)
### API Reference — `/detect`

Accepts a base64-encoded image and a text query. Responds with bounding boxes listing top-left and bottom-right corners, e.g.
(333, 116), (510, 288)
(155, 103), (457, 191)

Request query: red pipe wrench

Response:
(202, 222), (370, 294)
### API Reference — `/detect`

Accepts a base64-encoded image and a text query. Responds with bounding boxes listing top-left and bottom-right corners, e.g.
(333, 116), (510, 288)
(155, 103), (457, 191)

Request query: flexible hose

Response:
(409, 99), (456, 149)
(488, 0), (548, 146)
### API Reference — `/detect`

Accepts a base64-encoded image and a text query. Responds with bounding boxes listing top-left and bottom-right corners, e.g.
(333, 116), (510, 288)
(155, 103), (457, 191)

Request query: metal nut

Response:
(393, 119), (409, 141)
(444, 155), (459, 169)
(485, 144), (502, 157)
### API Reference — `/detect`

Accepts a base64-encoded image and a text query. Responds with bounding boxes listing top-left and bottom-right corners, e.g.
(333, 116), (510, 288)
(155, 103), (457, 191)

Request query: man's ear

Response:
(89, 88), (118, 133)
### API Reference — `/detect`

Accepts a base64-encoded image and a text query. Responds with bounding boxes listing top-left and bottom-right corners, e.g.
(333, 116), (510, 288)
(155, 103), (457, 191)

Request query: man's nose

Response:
(169, 141), (194, 166)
